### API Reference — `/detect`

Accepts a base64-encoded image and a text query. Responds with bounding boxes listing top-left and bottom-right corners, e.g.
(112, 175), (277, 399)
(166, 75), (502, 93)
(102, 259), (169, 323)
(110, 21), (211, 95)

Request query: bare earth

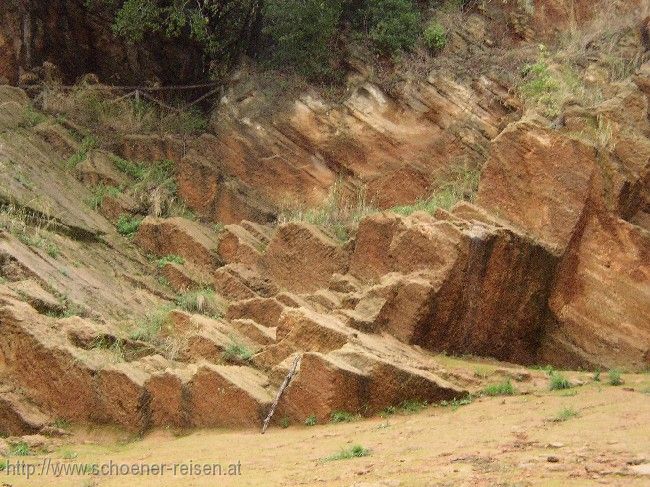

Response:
(3, 366), (649, 487)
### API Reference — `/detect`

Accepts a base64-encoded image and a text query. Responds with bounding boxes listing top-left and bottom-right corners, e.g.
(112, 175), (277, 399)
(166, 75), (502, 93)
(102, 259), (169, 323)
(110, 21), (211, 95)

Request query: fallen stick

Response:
(261, 354), (302, 434)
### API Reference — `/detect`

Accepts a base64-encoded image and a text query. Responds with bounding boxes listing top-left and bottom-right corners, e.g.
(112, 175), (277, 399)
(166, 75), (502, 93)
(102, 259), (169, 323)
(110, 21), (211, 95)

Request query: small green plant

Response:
(553, 406), (579, 422)
(399, 399), (428, 414)
(116, 214), (142, 236)
(129, 306), (171, 342)
(549, 372), (572, 391)
(473, 367), (491, 379)
(23, 105), (46, 127)
(304, 415), (317, 426)
(62, 449), (78, 460)
(66, 135), (98, 169)
(156, 254), (185, 268)
(380, 405), (397, 418)
(330, 410), (360, 424)
(324, 444), (370, 462)
(608, 369), (623, 386)
(54, 418), (71, 430)
(440, 396), (473, 411)
(592, 369), (601, 382)
(10, 441), (31, 456)
(222, 342), (253, 362)
(482, 380), (516, 397)
(279, 417), (290, 429)
(86, 184), (122, 210)
(424, 21), (447, 51)
(367, 0), (421, 54)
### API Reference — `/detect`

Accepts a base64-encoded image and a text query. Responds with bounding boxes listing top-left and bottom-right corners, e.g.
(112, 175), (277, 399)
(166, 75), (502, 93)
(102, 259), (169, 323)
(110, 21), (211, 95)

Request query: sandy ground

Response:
(2, 371), (649, 487)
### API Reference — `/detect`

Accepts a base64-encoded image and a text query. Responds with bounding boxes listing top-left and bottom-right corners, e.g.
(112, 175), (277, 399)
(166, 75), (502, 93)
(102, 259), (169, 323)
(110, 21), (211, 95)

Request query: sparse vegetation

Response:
(440, 396), (473, 411)
(592, 369), (601, 382)
(86, 184), (122, 210)
(62, 449), (78, 460)
(330, 410), (361, 424)
(129, 306), (172, 342)
(10, 441), (31, 456)
(324, 444), (370, 462)
(279, 417), (290, 429)
(304, 415), (317, 427)
(608, 369), (623, 386)
(156, 254), (185, 268)
(116, 214), (142, 236)
(482, 380), (516, 397)
(279, 180), (375, 242)
(391, 164), (480, 216)
(175, 288), (222, 318)
(0, 204), (61, 259)
(66, 135), (98, 169)
(549, 371), (572, 391)
(553, 406), (579, 422)
(222, 341), (253, 362)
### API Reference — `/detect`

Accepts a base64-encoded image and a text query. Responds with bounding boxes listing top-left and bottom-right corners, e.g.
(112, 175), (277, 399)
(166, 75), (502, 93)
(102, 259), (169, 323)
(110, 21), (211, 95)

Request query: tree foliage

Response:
(88, 0), (427, 81)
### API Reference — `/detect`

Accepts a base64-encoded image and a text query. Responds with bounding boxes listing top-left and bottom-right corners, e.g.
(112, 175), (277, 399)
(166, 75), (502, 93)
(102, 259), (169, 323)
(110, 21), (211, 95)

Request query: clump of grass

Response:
(155, 254), (185, 268)
(304, 415), (317, 426)
(440, 396), (473, 411)
(110, 157), (180, 218)
(423, 21), (446, 51)
(391, 163), (479, 216)
(330, 410), (361, 424)
(608, 369), (623, 386)
(66, 135), (98, 169)
(86, 184), (122, 210)
(482, 380), (516, 397)
(549, 371), (572, 391)
(129, 306), (172, 342)
(175, 288), (222, 318)
(23, 104), (46, 127)
(324, 444), (370, 462)
(592, 369), (601, 382)
(553, 406), (579, 422)
(10, 441), (31, 456)
(399, 399), (428, 414)
(222, 341), (253, 362)
(116, 214), (142, 236)
(473, 367), (491, 379)
(62, 449), (78, 460)
(90, 336), (126, 362)
(279, 417), (290, 429)
(279, 180), (375, 242)
(53, 418), (71, 430)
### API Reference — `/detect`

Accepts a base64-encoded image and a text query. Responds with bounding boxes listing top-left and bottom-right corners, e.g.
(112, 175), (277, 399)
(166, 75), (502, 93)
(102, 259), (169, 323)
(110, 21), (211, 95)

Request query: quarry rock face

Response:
(1, 10), (649, 435)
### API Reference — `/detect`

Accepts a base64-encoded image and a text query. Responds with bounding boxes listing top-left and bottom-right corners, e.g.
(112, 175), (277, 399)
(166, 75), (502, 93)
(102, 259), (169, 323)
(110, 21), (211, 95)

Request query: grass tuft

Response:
(608, 369), (623, 386)
(549, 372), (572, 391)
(324, 444), (370, 462)
(482, 380), (516, 397)
(330, 410), (361, 424)
(553, 406), (579, 422)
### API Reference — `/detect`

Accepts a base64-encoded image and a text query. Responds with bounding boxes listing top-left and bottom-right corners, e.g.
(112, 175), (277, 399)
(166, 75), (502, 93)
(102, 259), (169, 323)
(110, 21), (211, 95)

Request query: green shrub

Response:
(549, 372), (572, 391)
(279, 417), (290, 428)
(482, 380), (516, 396)
(608, 369), (623, 386)
(305, 415), (317, 426)
(367, 0), (421, 53)
(156, 254), (185, 268)
(129, 306), (171, 342)
(399, 399), (428, 413)
(263, 0), (343, 80)
(10, 441), (31, 456)
(222, 342), (253, 362)
(116, 214), (142, 236)
(424, 21), (446, 51)
(324, 444), (370, 461)
(439, 396), (473, 411)
(330, 410), (360, 424)
(553, 406), (578, 422)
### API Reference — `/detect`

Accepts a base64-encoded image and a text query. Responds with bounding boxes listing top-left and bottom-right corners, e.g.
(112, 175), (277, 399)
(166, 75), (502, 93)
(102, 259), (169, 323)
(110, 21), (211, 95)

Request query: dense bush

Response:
(263, 0), (344, 80)
(366, 0), (421, 53)
(424, 21), (447, 51)
(89, 0), (429, 81)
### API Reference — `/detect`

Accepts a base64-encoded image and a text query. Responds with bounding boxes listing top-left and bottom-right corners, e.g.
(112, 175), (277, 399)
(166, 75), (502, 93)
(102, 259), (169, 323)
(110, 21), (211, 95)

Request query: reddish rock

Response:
(213, 264), (278, 301)
(95, 363), (150, 431)
(216, 224), (265, 268)
(76, 150), (131, 187)
(226, 297), (286, 329)
(134, 217), (221, 269)
(541, 211), (650, 371)
(145, 368), (192, 428)
(476, 119), (598, 253)
(187, 364), (272, 428)
(262, 222), (349, 293)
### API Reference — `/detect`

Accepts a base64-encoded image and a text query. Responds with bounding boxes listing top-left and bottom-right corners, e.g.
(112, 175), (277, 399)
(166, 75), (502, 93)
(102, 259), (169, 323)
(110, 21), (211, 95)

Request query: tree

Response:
(366, 0), (421, 54)
(262, 0), (344, 80)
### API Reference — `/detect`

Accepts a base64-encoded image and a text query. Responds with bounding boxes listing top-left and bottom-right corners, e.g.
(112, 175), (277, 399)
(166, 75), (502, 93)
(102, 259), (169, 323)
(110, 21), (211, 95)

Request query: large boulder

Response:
(262, 222), (349, 293)
(476, 119), (598, 253)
